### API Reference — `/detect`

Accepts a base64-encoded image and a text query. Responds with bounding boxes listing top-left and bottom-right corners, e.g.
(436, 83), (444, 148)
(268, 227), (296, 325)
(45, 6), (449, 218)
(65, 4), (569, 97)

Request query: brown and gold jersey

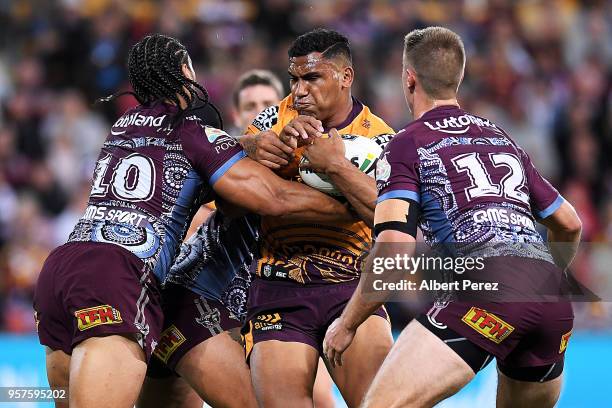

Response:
(247, 95), (394, 285)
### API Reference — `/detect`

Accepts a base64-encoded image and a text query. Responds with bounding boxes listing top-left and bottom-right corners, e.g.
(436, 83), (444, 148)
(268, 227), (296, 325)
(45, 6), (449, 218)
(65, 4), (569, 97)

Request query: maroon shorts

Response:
(33, 242), (163, 361)
(421, 300), (574, 368)
(242, 278), (390, 360)
(147, 283), (243, 377)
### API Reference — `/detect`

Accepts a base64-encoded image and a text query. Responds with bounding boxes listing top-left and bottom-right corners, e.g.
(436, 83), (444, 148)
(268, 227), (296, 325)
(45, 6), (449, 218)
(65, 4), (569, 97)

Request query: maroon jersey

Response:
(68, 101), (245, 281)
(376, 105), (563, 260)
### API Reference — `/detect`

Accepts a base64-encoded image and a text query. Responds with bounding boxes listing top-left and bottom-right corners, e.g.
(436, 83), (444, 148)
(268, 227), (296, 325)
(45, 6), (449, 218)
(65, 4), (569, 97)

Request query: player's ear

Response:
(406, 69), (416, 93)
(182, 63), (195, 81)
(231, 108), (241, 130)
(341, 66), (354, 88)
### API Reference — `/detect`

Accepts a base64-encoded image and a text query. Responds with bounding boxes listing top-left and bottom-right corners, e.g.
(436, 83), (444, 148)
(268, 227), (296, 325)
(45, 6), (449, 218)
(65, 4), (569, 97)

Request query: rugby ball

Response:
(299, 134), (382, 196)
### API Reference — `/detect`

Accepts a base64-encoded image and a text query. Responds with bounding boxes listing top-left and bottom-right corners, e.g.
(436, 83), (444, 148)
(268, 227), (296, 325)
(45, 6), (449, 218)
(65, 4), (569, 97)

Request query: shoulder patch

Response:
(251, 106), (279, 132)
(205, 126), (232, 143)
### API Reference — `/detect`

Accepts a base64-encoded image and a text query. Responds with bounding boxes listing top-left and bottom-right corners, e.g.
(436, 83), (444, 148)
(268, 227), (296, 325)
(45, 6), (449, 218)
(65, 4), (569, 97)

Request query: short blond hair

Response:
(403, 27), (466, 99)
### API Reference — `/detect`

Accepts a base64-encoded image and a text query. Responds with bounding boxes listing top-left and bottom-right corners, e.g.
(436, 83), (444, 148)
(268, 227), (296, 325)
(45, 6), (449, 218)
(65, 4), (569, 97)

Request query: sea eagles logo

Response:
(194, 297), (221, 329)
(196, 308), (221, 329)
(376, 153), (391, 183)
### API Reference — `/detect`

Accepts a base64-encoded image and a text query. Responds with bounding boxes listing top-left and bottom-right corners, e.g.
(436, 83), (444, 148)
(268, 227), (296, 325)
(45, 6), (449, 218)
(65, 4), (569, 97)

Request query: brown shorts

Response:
(421, 300), (573, 368)
(33, 242), (163, 361)
(242, 278), (390, 361)
(147, 283), (243, 377)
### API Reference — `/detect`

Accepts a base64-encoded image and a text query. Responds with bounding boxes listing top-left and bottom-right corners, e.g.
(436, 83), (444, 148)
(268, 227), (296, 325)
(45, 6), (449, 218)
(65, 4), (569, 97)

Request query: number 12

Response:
(451, 152), (528, 203)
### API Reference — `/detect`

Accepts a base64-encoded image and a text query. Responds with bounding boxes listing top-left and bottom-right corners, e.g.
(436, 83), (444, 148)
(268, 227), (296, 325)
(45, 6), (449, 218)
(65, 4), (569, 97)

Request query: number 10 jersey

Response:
(68, 101), (245, 283)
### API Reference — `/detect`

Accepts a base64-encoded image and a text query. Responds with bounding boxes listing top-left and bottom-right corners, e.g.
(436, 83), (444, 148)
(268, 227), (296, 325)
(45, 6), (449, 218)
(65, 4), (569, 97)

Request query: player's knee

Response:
(497, 373), (562, 408)
(362, 391), (421, 408)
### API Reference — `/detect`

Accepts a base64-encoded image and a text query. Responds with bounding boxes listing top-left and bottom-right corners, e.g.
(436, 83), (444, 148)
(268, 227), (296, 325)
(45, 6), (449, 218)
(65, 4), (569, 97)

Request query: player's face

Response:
(288, 52), (350, 121)
(234, 84), (281, 130)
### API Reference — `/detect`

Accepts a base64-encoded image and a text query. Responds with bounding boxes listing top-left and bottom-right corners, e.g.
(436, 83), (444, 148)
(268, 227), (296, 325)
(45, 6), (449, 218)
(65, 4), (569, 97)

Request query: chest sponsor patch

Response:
(75, 305), (123, 331)
(153, 325), (186, 363)
(461, 307), (514, 344)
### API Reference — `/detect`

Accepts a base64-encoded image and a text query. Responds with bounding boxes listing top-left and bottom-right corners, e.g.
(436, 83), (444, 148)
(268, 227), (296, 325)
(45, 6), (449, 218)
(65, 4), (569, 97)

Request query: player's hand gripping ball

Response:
(299, 130), (382, 196)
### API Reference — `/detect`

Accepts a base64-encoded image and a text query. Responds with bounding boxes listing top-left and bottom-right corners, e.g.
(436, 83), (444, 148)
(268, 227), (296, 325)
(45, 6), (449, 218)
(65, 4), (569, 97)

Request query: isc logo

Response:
(461, 307), (514, 344)
(74, 305), (123, 331)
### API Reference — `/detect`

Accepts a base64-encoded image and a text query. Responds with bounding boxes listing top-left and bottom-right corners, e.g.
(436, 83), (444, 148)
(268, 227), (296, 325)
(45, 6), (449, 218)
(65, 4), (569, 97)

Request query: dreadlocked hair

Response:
(98, 34), (209, 125)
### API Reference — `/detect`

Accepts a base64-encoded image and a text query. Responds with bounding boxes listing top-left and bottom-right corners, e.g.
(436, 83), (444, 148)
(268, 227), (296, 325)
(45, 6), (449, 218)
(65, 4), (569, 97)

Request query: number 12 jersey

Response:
(376, 105), (564, 260)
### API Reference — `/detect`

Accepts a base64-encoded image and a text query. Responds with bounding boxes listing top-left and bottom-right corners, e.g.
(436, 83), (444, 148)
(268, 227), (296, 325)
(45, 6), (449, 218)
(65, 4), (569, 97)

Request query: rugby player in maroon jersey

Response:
(324, 27), (581, 408)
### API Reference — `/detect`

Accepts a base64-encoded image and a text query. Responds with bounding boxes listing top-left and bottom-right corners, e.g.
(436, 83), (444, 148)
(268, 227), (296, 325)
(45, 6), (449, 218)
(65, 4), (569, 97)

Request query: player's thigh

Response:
(176, 330), (257, 408)
(45, 347), (70, 408)
(328, 314), (393, 408)
(496, 368), (562, 408)
(69, 334), (147, 408)
(250, 340), (320, 408)
(362, 319), (474, 408)
(313, 358), (335, 408)
(137, 374), (202, 408)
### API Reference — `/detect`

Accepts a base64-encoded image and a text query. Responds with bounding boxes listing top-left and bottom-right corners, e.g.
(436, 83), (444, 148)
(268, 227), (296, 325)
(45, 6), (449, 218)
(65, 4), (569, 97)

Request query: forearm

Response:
(237, 134), (257, 158)
(214, 158), (353, 224)
(539, 201), (582, 270)
(341, 272), (385, 331)
(546, 228), (581, 270)
(341, 230), (417, 329)
(326, 159), (377, 226)
(275, 178), (354, 223)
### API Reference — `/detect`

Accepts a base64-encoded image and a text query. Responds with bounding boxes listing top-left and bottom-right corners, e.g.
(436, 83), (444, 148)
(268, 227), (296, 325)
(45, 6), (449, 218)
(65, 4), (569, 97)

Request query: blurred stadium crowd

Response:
(0, 0), (610, 333)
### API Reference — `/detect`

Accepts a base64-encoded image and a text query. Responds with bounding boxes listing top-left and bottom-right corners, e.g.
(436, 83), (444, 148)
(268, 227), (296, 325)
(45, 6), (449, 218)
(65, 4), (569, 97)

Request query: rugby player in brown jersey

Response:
(233, 69), (338, 408)
(239, 29), (395, 408)
(324, 27), (582, 408)
(33, 34), (354, 408)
